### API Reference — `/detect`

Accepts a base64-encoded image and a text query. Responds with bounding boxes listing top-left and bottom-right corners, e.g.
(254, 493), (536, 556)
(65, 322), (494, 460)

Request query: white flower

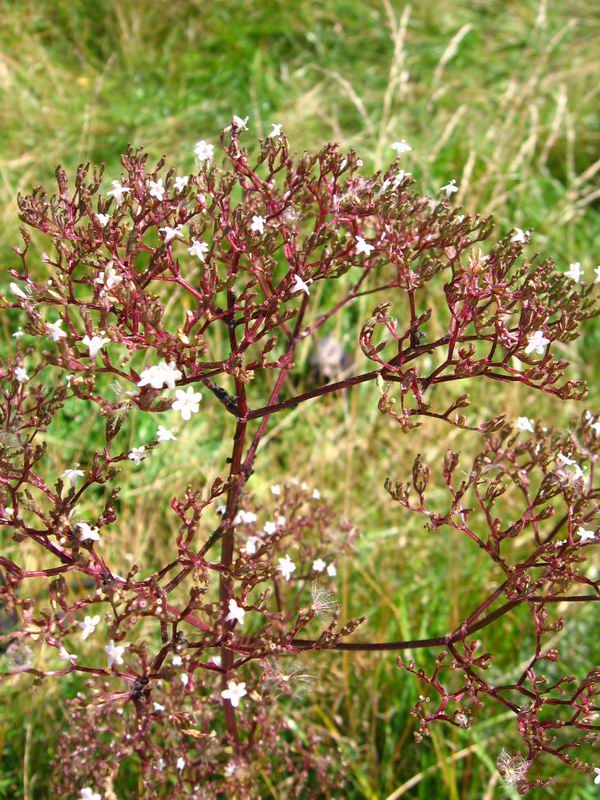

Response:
(525, 330), (550, 356)
(557, 452), (576, 467)
(13, 329), (24, 338)
(59, 645), (77, 662)
(79, 615), (100, 640)
(244, 536), (259, 555)
(78, 522), (100, 543)
(148, 178), (165, 201)
(209, 654), (221, 666)
(271, 484), (281, 496)
(96, 261), (123, 290)
(153, 702), (165, 712)
(174, 175), (189, 192)
(516, 417), (534, 433)
(591, 421), (600, 437)
(157, 425), (177, 442)
(194, 140), (214, 162)
(172, 387), (202, 420)
(355, 236), (375, 256)
(15, 367), (28, 382)
(327, 563), (337, 577)
(250, 214), (266, 235)
(565, 262), (583, 283)
(576, 526), (596, 543)
(82, 334), (110, 359)
(221, 680), (247, 708)
(138, 361), (182, 390)
(225, 598), (245, 625)
(277, 554), (296, 581)
(391, 140), (412, 155)
(79, 788), (101, 800)
(172, 654), (183, 666)
(291, 274), (310, 295)
(312, 489), (321, 500)
(232, 115), (249, 130)
(176, 757), (185, 771)
(9, 281), (29, 299)
(268, 123), (283, 138)
(96, 213), (111, 227)
(47, 320), (67, 341)
(188, 239), (210, 262)
(106, 180), (130, 204)
(263, 521), (277, 536)
(128, 446), (146, 465)
(511, 228), (529, 244)
(61, 466), (84, 487)
(313, 558), (326, 572)
(440, 179), (459, 198)
(276, 514), (286, 527)
(594, 767), (600, 785)
(594, 266), (600, 284)
(180, 673), (189, 686)
(234, 509), (257, 525)
(105, 640), (125, 667)
(159, 225), (183, 244)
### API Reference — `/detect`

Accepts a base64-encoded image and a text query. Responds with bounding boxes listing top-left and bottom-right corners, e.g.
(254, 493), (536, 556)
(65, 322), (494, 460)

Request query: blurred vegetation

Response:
(0, 0), (599, 797)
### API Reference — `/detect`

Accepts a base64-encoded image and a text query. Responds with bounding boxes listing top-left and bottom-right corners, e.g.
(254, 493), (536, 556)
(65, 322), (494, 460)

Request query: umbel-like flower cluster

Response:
(0, 119), (598, 797)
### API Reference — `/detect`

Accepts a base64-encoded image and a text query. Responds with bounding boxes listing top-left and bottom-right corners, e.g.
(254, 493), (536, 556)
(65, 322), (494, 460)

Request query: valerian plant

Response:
(0, 117), (598, 797)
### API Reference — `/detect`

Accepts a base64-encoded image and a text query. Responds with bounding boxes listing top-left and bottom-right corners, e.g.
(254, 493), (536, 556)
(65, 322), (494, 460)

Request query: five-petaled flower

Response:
(525, 330), (550, 356)
(221, 680), (247, 708)
(174, 175), (189, 192)
(62, 466), (84, 487)
(148, 178), (165, 201)
(565, 262), (583, 283)
(106, 180), (130, 204)
(47, 319), (67, 341)
(96, 213), (111, 227)
(14, 366), (28, 382)
(235, 509), (257, 525)
(268, 123), (283, 138)
(78, 522), (100, 542)
(176, 757), (185, 771)
(157, 425), (177, 442)
(313, 558), (326, 572)
(327, 563), (337, 577)
(277, 554), (296, 581)
(194, 140), (214, 161)
(105, 640), (125, 668)
(80, 615), (100, 640)
(244, 536), (259, 555)
(128, 446), (146, 465)
(172, 387), (202, 420)
(159, 225), (183, 244)
(291, 274), (310, 295)
(225, 598), (245, 625)
(511, 228), (529, 244)
(138, 361), (182, 390)
(440, 179), (459, 198)
(391, 140), (412, 155)
(188, 239), (210, 262)
(576, 527), (596, 543)
(232, 115), (249, 130)
(516, 417), (534, 433)
(82, 334), (110, 359)
(250, 215), (266, 235)
(355, 236), (375, 256)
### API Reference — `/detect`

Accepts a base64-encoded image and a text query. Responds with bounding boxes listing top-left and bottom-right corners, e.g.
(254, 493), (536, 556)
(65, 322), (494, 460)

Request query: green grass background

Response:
(0, 0), (599, 797)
